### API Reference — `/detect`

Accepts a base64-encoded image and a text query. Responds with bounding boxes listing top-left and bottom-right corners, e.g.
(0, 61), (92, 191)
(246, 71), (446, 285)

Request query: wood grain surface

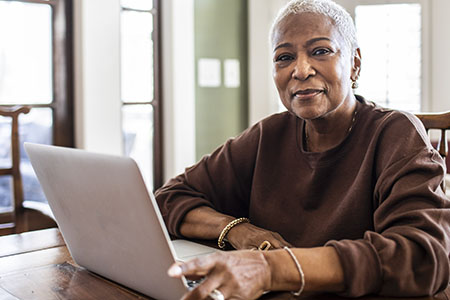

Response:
(0, 229), (448, 300)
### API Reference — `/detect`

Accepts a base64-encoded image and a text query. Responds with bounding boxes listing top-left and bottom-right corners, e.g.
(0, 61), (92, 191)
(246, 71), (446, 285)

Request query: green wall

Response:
(194, 0), (248, 160)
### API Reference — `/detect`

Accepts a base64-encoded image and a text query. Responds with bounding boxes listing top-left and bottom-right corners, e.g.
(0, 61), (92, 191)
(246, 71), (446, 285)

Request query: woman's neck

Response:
(304, 98), (358, 152)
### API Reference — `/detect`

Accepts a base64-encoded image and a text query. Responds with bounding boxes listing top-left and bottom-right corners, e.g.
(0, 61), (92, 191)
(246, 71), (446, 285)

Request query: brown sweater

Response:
(155, 97), (450, 297)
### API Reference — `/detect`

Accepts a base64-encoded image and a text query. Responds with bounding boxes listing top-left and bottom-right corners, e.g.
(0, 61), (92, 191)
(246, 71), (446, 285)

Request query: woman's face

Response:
(272, 13), (360, 120)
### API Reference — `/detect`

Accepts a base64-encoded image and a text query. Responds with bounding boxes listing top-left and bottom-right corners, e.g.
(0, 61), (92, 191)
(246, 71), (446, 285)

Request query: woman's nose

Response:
(292, 57), (315, 80)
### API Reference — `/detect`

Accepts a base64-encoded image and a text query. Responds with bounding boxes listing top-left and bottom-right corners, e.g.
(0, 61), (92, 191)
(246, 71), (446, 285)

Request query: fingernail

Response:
(168, 265), (182, 277)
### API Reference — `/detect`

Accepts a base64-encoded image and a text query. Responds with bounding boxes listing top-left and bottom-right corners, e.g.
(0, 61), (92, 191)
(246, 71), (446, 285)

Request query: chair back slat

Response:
(0, 106), (30, 234)
(0, 105), (57, 236)
(439, 130), (448, 159)
(415, 111), (450, 192)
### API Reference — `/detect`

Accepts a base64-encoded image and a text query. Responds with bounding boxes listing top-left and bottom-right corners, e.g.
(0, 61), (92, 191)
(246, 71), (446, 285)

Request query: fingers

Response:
(226, 222), (293, 251)
(208, 288), (226, 300)
(243, 237), (289, 250)
(168, 262), (183, 278)
(266, 235), (293, 249)
(245, 226), (292, 249)
(182, 276), (226, 300)
(169, 250), (270, 300)
(168, 255), (228, 300)
(251, 234), (292, 250)
(258, 240), (272, 251)
(168, 253), (222, 279)
(273, 232), (293, 248)
(240, 235), (291, 250)
(168, 256), (227, 300)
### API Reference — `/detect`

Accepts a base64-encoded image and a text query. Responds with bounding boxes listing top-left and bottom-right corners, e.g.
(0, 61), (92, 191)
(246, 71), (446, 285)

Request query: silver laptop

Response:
(24, 143), (217, 300)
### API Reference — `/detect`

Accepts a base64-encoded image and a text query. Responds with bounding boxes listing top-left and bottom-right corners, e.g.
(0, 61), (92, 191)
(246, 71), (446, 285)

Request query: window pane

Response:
(121, 11), (154, 103)
(355, 4), (421, 112)
(20, 108), (53, 203)
(122, 105), (154, 190)
(0, 176), (13, 211)
(121, 0), (153, 10)
(0, 107), (13, 210)
(0, 2), (53, 105)
(0, 115), (12, 169)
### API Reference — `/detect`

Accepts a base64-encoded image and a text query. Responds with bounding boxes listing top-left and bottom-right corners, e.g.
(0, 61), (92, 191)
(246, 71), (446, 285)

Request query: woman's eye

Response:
(312, 48), (330, 56)
(275, 54), (293, 62)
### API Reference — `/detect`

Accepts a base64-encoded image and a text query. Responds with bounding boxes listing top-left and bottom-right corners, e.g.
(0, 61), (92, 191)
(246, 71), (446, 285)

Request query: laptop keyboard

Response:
(186, 278), (204, 290)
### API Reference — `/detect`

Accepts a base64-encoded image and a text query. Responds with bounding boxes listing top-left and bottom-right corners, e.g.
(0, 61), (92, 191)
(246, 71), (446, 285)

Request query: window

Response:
(354, 1), (424, 112)
(0, 0), (73, 212)
(120, 0), (162, 190)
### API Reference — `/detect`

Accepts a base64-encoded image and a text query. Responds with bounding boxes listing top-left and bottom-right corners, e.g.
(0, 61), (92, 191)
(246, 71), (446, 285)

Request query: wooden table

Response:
(0, 228), (449, 300)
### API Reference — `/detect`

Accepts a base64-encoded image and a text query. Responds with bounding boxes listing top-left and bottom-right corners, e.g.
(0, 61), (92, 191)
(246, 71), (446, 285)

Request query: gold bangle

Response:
(217, 217), (250, 249)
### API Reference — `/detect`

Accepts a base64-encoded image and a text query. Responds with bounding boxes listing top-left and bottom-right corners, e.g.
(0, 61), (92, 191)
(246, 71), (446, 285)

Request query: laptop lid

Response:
(24, 143), (189, 300)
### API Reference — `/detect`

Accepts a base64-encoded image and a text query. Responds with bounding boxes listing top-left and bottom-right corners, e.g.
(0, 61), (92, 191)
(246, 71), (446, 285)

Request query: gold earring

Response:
(352, 80), (358, 89)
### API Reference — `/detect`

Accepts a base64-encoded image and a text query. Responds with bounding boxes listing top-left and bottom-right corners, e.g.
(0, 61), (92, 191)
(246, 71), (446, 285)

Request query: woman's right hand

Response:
(226, 222), (292, 250)
(168, 250), (271, 300)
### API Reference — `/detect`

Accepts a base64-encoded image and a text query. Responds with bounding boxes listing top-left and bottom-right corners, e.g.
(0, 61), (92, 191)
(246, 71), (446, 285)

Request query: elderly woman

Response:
(156, 0), (450, 299)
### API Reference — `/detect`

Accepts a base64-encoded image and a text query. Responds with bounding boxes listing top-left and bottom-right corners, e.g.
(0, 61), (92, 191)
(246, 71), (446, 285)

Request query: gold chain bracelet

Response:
(217, 217), (250, 249)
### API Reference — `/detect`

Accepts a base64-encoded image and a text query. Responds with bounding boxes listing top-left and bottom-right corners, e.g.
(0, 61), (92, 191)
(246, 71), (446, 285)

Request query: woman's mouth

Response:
(292, 89), (323, 100)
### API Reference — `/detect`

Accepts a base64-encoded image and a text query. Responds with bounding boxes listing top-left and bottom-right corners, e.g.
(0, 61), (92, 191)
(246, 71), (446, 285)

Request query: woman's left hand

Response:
(168, 250), (272, 300)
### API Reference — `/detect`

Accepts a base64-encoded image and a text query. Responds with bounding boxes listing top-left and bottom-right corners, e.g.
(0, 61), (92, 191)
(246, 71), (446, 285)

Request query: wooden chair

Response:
(0, 106), (56, 235)
(415, 111), (450, 192)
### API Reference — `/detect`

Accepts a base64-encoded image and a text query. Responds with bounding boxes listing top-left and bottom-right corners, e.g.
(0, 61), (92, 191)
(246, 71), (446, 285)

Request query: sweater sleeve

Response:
(327, 113), (450, 297)
(155, 123), (261, 238)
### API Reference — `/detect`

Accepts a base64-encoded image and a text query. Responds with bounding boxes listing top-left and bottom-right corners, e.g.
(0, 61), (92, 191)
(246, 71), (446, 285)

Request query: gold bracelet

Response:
(217, 217), (250, 249)
(283, 247), (305, 296)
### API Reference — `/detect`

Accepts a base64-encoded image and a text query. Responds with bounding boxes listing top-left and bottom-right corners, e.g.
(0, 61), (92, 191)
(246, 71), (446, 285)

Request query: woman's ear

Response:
(351, 48), (362, 81)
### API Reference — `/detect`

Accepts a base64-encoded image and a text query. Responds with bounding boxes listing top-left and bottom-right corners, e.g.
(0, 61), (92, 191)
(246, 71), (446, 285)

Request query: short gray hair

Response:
(270, 0), (358, 54)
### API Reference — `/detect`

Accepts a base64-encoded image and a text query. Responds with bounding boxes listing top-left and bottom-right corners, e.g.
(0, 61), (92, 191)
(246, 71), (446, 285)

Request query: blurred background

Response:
(0, 0), (449, 217)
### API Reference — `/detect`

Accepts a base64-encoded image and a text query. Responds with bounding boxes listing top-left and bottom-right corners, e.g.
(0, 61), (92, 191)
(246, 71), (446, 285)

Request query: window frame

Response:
(120, 0), (163, 190)
(343, 0), (430, 111)
(0, 0), (74, 147)
(0, 0), (73, 226)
